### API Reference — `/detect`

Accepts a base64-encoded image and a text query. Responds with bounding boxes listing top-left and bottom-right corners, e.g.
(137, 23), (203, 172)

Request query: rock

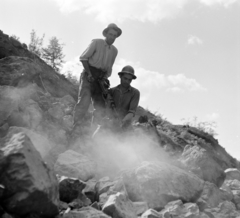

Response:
(19, 99), (43, 129)
(59, 95), (76, 115)
(204, 201), (240, 218)
(44, 142), (67, 169)
(102, 192), (137, 218)
(59, 176), (86, 203)
(0, 29), (78, 100)
(96, 178), (128, 207)
(133, 202), (149, 216)
(1, 213), (14, 218)
(0, 127), (59, 217)
(68, 196), (91, 209)
(0, 86), (19, 126)
(122, 161), (204, 210)
(47, 128), (68, 146)
(141, 209), (161, 218)
(0, 123), (9, 138)
(62, 115), (74, 131)
(54, 150), (96, 181)
(83, 179), (98, 203)
(99, 192), (110, 206)
(159, 200), (183, 217)
(95, 176), (116, 196)
(9, 37), (22, 48)
(0, 205), (4, 216)
(48, 102), (65, 120)
(0, 55), (77, 100)
(91, 201), (100, 210)
(159, 200), (209, 218)
(180, 145), (226, 187)
(222, 179), (240, 191)
(225, 168), (240, 181)
(196, 181), (233, 210)
(62, 206), (111, 218)
(0, 85), (43, 129)
(159, 200), (211, 218)
(232, 190), (240, 210)
(59, 201), (69, 211)
(14, 127), (54, 160)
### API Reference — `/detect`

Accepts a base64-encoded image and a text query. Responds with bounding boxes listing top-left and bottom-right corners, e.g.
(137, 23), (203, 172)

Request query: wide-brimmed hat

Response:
(102, 23), (122, 38)
(118, 65), (137, 79)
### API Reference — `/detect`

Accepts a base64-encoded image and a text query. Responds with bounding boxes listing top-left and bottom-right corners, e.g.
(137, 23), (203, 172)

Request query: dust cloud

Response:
(88, 125), (170, 178)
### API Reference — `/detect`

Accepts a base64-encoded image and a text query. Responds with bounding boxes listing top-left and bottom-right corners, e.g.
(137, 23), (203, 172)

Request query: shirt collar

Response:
(104, 40), (112, 49)
(117, 84), (132, 92)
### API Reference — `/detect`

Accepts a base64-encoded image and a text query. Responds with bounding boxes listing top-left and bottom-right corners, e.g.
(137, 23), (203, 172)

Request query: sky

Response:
(0, 0), (240, 158)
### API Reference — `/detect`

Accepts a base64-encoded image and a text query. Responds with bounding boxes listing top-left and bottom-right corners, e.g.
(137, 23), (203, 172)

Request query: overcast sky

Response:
(1, 0), (239, 158)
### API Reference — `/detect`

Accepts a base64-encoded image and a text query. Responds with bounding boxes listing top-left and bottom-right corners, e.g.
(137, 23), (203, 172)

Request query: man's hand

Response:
(121, 113), (134, 129)
(102, 78), (110, 89)
(87, 73), (94, 83)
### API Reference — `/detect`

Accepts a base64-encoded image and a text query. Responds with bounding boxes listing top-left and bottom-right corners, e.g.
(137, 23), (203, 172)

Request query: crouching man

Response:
(109, 65), (140, 129)
(93, 65), (140, 136)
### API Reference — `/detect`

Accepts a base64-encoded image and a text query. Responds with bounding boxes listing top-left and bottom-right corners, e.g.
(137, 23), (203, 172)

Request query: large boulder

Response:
(0, 127), (59, 217)
(180, 145), (226, 187)
(122, 161), (204, 210)
(54, 150), (96, 181)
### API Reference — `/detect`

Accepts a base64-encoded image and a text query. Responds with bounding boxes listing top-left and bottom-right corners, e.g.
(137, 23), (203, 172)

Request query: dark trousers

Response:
(73, 66), (106, 126)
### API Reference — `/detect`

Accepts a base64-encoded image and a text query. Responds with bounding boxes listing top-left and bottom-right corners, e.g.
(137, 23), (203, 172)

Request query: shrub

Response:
(182, 116), (217, 136)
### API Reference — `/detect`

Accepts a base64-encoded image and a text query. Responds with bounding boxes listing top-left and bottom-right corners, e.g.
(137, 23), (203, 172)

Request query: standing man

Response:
(72, 23), (122, 138)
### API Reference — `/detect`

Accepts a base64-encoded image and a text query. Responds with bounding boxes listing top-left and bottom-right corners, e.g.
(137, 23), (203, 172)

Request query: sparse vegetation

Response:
(28, 29), (45, 57)
(10, 34), (20, 41)
(42, 36), (65, 73)
(182, 116), (217, 136)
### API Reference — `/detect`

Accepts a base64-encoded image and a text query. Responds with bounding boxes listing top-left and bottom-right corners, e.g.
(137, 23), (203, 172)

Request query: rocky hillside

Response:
(1, 29), (240, 218)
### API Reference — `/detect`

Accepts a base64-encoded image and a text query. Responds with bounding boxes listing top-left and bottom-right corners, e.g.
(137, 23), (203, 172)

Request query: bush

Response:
(182, 116), (217, 136)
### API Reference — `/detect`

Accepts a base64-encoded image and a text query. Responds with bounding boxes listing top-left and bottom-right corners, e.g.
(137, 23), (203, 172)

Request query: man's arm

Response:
(80, 39), (97, 82)
(80, 60), (94, 82)
(121, 89), (140, 127)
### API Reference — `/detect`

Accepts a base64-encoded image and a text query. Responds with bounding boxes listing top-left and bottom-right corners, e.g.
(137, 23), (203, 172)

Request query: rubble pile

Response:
(1, 29), (240, 218)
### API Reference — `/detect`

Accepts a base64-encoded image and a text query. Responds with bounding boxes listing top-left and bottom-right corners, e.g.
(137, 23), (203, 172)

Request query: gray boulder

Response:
(122, 161), (204, 210)
(54, 150), (96, 181)
(0, 127), (59, 217)
(102, 192), (137, 218)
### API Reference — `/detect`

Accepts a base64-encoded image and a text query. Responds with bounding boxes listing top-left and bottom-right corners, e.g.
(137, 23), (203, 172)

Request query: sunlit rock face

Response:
(0, 127), (59, 217)
(0, 28), (78, 100)
(180, 145), (226, 187)
(54, 150), (97, 181)
(122, 161), (204, 210)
